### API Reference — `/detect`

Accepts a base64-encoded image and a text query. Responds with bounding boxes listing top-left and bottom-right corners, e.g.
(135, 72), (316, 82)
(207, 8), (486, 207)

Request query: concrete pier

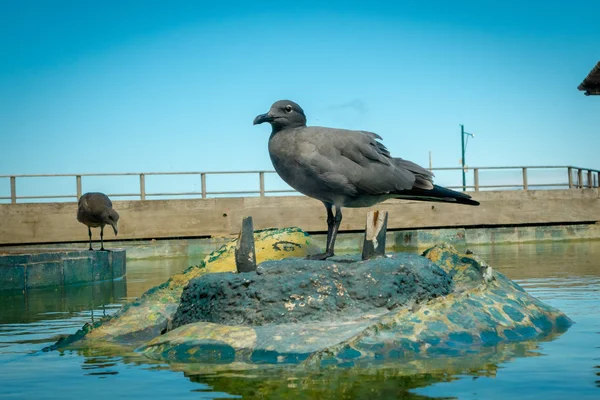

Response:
(0, 189), (598, 246)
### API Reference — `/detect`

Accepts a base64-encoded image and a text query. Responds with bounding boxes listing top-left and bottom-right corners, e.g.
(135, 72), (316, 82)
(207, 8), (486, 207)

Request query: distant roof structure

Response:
(578, 61), (600, 96)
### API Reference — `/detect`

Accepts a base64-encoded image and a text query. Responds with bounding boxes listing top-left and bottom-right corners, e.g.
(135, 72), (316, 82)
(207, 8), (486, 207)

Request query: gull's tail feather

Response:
(392, 185), (480, 206)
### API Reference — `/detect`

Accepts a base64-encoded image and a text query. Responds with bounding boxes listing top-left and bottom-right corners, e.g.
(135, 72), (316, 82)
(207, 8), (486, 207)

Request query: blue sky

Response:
(0, 1), (598, 199)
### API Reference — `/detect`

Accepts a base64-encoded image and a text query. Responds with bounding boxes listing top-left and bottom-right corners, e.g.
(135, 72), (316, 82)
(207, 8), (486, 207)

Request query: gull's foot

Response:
(305, 252), (334, 261)
(100, 247), (105, 251)
(88, 247), (94, 251)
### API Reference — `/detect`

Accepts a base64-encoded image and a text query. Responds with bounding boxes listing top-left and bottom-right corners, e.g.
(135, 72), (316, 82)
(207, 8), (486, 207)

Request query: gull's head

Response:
(253, 100), (307, 132)
(106, 209), (120, 236)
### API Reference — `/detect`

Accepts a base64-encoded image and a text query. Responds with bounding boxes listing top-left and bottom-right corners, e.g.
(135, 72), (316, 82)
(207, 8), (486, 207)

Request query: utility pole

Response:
(460, 125), (475, 191)
(429, 151), (432, 171)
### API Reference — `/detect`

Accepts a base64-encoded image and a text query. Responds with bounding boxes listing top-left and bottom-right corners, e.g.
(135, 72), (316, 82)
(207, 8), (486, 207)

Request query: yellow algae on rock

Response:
(203, 227), (318, 274)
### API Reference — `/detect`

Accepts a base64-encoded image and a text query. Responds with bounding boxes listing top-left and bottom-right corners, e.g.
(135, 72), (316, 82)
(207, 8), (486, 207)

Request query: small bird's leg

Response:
(306, 203), (338, 260)
(100, 226), (105, 251)
(324, 203), (335, 249)
(88, 227), (93, 251)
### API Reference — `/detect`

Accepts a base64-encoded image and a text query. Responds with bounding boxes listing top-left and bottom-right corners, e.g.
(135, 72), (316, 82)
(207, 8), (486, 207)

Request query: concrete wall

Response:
(5, 223), (600, 260)
(0, 249), (126, 290)
(0, 189), (598, 245)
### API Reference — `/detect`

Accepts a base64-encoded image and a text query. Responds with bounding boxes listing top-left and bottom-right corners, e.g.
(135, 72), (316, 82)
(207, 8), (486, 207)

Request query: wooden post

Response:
(587, 170), (593, 188)
(259, 172), (265, 197)
(201, 173), (207, 199)
(362, 210), (388, 260)
(578, 169), (583, 189)
(140, 174), (146, 200)
(567, 167), (573, 189)
(10, 176), (16, 204)
(473, 168), (479, 191)
(76, 175), (82, 199)
(522, 167), (528, 190)
(235, 216), (257, 273)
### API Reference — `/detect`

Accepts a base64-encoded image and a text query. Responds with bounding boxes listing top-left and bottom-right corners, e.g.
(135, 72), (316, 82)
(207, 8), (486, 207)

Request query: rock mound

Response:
(172, 254), (452, 329)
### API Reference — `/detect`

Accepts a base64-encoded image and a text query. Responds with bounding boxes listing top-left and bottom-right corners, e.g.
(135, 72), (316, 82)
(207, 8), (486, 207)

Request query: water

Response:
(1, 241), (599, 399)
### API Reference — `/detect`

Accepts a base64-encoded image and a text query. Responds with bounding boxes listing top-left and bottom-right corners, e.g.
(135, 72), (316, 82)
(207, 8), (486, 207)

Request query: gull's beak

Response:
(111, 221), (118, 236)
(253, 112), (273, 125)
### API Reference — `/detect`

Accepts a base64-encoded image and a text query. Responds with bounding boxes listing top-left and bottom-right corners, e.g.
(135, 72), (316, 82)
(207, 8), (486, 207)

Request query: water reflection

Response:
(176, 337), (553, 399)
(81, 354), (121, 377)
(63, 335), (558, 399)
(178, 342), (531, 398)
(0, 279), (127, 325)
(186, 367), (445, 399)
(125, 256), (205, 299)
(468, 240), (600, 280)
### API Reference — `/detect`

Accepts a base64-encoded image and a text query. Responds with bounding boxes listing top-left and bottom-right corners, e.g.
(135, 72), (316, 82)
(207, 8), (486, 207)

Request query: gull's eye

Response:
(285, 105), (293, 113)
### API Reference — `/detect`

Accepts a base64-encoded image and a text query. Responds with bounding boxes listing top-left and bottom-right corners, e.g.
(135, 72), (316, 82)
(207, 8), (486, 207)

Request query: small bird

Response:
(254, 100), (480, 260)
(77, 192), (119, 251)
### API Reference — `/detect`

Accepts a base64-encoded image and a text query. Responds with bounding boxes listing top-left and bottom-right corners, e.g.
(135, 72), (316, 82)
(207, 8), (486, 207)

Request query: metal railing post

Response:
(10, 176), (16, 204)
(259, 172), (265, 197)
(140, 173), (146, 200)
(1, 166), (597, 203)
(201, 173), (207, 199)
(568, 167), (573, 189)
(76, 175), (82, 199)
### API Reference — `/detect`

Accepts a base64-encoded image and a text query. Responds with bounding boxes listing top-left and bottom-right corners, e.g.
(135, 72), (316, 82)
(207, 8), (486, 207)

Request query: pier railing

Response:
(0, 166), (598, 204)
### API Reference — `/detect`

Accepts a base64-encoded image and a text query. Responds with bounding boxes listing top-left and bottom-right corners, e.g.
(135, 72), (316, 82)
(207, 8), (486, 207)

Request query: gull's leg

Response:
(306, 203), (337, 260)
(325, 206), (342, 256)
(100, 226), (105, 251)
(88, 227), (93, 251)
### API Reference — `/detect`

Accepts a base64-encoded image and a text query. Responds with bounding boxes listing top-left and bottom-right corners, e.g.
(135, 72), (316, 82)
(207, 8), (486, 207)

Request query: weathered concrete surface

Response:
(1, 189), (598, 245)
(4, 237), (233, 260)
(0, 248), (126, 291)
(171, 254), (452, 328)
(394, 222), (600, 249)
(139, 243), (571, 365)
(46, 228), (319, 350)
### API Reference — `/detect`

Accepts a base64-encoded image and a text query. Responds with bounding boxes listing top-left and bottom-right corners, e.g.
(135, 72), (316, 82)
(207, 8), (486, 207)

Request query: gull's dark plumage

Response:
(254, 100), (479, 260)
(77, 192), (119, 251)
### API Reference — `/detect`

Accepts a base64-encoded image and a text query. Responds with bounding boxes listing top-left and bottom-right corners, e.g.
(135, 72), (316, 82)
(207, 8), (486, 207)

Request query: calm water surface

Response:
(1, 241), (599, 399)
